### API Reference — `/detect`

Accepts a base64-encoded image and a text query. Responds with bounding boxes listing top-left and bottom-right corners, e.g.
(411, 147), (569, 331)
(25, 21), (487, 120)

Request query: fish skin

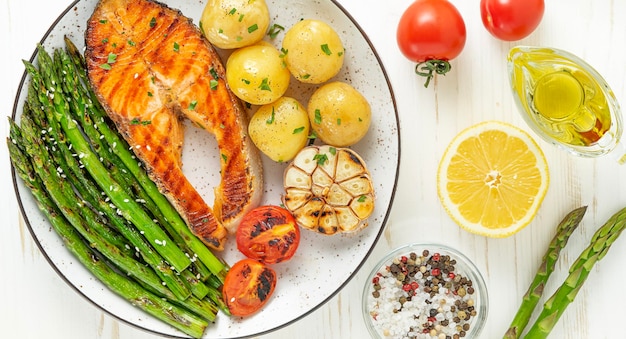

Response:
(85, 0), (264, 250)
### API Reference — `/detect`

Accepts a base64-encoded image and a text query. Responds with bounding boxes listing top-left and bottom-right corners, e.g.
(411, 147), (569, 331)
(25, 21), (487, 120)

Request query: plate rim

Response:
(9, 0), (402, 337)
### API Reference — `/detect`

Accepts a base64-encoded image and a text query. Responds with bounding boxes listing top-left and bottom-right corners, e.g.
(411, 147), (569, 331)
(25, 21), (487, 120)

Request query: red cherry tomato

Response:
(236, 205), (300, 264)
(396, 0), (466, 87)
(480, 0), (545, 41)
(222, 259), (277, 317)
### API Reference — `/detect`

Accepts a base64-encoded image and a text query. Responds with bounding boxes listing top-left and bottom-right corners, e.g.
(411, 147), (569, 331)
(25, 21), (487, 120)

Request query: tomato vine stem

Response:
(415, 60), (452, 88)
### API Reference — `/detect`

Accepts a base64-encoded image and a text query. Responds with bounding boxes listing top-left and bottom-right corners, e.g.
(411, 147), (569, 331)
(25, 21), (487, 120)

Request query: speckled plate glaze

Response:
(11, 0), (400, 338)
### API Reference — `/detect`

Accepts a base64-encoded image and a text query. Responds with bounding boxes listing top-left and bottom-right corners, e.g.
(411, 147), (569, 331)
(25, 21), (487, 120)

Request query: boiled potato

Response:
(248, 97), (310, 162)
(308, 81), (371, 147)
(200, 0), (270, 49)
(226, 43), (290, 105)
(282, 19), (345, 84)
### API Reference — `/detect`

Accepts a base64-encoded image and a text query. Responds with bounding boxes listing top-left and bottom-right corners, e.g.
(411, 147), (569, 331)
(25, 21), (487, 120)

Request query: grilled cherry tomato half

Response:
(236, 205), (300, 264)
(480, 0), (545, 41)
(222, 258), (277, 317)
(396, 0), (466, 87)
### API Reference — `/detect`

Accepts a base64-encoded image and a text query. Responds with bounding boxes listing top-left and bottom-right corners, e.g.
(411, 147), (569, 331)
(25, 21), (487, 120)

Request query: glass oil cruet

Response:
(507, 46), (626, 163)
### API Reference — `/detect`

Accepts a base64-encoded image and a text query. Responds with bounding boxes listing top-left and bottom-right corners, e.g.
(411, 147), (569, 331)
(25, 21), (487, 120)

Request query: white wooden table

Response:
(2, 0), (626, 338)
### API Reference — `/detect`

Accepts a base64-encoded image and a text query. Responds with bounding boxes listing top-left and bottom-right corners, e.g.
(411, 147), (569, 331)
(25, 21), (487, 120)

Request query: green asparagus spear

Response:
(524, 207), (626, 338)
(504, 206), (587, 339)
(54, 45), (213, 283)
(17, 109), (177, 296)
(30, 45), (191, 272)
(8, 136), (208, 338)
(63, 37), (228, 281)
(12, 111), (218, 321)
(24, 83), (194, 301)
(55, 41), (221, 299)
(205, 283), (232, 316)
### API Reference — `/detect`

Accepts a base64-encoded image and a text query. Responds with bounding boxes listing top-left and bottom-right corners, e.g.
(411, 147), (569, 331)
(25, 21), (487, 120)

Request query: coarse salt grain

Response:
(366, 250), (480, 339)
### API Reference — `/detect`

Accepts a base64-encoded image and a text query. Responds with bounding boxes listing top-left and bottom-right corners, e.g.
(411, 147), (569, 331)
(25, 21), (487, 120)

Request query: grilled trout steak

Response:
(85, 0), (264, 250)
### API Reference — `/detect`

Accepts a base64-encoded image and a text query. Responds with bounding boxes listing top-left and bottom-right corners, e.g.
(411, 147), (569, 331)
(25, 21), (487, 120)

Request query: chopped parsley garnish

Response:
(101, 38), (109, 44)
(329, 147), (337, 155)
(99, 19), (108, 24)
(301, 74), (311, 79)
(228, 8), (237, 15)
(357, 195), (367, 202)
(99, 53), (117, 70)
(248, 23), (258, 33)
(242, 78), (251, 85)
(259, 78), (271, 91)
(238, 14), (245, 22)
(293, 126), (305, 134)
(279, 48), (288, 67)
(127, 39), (136, 46)
(267, 24), (285, 39)
(150, 76), (156, 84)
(210, 79), (219, 90)
(188, 100), (198, 110)
(209, 67), (219, 80)
(338, 50), (344, 57)
(147, 91), (153, 97)
(149, 17), (157, 28)
(173, 42), (180, 52)
(221, 153), (228, 162)
(107, 53), (117, 64)
(131, 118), (151, 125)
(321, 44), (332, 55)
(236, 36), (243, 41)
(313, 153), (328, 165)
(314, 109), (322, 124)
(337, 118), (341, 125)
(266, 107), (275, 124)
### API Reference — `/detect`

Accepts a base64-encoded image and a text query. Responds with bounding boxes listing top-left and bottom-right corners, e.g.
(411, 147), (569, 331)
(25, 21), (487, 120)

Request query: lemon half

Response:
(437, 121), (550, 237)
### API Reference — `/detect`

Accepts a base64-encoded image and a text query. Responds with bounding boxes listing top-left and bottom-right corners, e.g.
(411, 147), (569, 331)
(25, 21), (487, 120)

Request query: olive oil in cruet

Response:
(508, 46), (624, 161)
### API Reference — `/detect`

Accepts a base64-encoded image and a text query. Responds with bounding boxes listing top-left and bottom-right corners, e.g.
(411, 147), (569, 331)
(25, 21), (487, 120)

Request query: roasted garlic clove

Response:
(283, 145), (375, 234)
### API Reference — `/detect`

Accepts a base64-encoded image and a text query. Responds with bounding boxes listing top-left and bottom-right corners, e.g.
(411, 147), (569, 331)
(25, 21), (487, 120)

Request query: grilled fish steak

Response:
(85, 0), (263, 250)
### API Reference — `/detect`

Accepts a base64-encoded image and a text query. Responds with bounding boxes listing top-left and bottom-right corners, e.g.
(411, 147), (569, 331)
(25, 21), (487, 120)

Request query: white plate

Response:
(11, 0), (400, 337)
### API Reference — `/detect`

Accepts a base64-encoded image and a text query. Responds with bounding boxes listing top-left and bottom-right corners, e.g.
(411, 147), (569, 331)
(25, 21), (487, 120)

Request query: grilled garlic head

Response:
(283, 145), (375, 234)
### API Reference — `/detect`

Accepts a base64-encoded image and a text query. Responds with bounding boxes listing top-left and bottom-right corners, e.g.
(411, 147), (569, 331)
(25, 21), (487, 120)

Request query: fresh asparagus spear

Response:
(15, 111), (174, 298)
(8, 135), (208, 338)
(12, 107), (218, 322)
(504, 206), (587, 339)
(30, 45), (192, 272)
(56, 46), (222, 301)
(54, 45), (214, 283)
(63, 37), (228, 281)
(524, 207), (626, 338)
(24, 81), (195, 301)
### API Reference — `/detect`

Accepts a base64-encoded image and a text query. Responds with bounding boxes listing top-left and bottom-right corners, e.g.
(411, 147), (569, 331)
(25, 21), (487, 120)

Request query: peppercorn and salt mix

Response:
(365, 249), (482, 339)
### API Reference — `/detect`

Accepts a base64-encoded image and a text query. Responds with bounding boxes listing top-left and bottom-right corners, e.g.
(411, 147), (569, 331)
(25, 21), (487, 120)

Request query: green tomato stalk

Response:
(415, 60), (452, 88)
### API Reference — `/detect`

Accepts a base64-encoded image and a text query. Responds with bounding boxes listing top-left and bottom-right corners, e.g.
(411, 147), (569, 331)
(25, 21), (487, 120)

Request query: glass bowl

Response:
(362, 243), (489, 338)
